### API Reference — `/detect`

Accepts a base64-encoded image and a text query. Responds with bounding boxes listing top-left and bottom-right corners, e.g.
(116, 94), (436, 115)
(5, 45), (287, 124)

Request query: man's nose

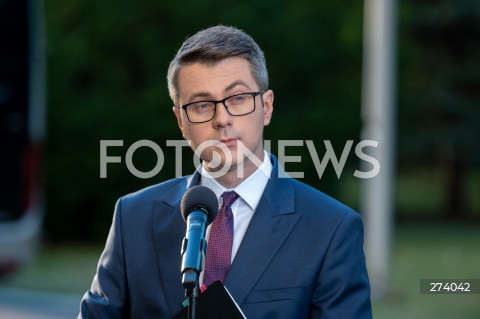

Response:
(212, 102), (232, 128)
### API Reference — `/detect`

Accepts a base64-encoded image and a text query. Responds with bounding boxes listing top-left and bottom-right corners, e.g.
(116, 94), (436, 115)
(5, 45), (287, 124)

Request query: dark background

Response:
(42, 0), (480, 242)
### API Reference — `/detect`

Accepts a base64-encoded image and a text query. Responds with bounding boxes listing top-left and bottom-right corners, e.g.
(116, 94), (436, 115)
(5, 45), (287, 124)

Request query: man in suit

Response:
(79, 25), (372, 318)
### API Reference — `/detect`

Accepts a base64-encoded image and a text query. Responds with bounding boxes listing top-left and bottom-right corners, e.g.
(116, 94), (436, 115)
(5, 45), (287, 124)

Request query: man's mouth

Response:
(219, 138), (237, 147)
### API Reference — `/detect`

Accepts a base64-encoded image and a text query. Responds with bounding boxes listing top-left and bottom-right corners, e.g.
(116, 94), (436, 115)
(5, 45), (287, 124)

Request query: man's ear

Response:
(262, 90), (274, 126)
(172, 106), (187, 139)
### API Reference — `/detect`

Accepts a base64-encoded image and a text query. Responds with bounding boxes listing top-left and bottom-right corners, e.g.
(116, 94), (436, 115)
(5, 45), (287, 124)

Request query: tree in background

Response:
(398, 0), (480, 219)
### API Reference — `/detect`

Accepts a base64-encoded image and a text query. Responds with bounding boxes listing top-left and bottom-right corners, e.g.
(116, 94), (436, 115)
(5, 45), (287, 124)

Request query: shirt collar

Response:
(200, 151), (272, 210)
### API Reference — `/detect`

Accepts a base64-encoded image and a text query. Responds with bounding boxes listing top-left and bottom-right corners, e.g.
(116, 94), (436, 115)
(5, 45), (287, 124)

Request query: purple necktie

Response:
(203, 191), (239, 287)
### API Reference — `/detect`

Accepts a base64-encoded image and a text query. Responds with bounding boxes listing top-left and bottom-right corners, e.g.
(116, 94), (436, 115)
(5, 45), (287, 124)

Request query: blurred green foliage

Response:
(397, 0), (480, 218)
(43, 0), (479, 241)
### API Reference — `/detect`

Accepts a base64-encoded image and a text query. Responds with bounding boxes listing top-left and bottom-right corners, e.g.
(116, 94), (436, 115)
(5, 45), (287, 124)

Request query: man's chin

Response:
(203, 158), (239, 172)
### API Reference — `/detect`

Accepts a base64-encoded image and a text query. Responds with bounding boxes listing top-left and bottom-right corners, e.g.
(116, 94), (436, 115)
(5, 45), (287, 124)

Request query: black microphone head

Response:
(181, 185), (218, 224)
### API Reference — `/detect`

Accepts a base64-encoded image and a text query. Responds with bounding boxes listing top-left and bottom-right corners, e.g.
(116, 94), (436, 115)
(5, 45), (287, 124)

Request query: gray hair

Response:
(167, 25), (269, 106)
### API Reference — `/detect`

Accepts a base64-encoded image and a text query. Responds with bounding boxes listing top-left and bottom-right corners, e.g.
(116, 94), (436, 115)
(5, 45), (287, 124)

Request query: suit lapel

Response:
(224, 160), (301, 306)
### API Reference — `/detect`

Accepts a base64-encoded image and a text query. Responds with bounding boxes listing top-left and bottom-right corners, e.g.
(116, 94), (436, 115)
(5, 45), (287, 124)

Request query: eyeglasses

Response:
(177, 91), (265, 123)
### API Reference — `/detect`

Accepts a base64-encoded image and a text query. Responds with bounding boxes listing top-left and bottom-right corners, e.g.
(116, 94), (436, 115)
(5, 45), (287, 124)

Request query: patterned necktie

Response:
(203, 191), (239, 287)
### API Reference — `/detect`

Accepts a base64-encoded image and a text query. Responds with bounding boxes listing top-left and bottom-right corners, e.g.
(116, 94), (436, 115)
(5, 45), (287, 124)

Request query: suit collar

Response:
(263, 154), (296, 216)
(186, 168), (202, 189)
(158, 169), (201, 208)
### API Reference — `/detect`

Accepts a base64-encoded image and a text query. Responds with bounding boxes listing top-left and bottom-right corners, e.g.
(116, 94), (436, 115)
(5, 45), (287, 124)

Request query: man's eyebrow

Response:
(186, 80), (253, 103)
(187, 92), (212, 103)
(224, 80), (251, 93)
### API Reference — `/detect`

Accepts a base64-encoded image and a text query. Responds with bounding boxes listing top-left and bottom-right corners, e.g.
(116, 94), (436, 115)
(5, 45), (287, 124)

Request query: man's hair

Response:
(167, 25), (269, 106)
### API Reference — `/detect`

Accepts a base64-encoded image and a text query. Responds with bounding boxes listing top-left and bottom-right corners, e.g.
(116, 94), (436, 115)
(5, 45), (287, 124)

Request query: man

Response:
(79, 25), (372, 318)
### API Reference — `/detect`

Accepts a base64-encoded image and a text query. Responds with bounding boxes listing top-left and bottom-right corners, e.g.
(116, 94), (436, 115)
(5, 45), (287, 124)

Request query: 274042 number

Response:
(420, 279), (479, 294)
(429, 282), (470, 292)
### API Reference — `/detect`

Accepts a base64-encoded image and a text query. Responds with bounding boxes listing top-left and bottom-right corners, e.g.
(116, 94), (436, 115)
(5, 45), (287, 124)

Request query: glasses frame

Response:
(178, 91), (265, 124)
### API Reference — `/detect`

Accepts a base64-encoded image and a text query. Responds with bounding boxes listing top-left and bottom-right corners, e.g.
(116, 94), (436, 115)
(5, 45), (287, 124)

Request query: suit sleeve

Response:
(78, 198), (130, 319)
(311, 211), (372, 319)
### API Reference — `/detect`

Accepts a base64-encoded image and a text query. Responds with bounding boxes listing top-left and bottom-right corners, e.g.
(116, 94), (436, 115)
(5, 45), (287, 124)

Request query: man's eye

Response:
(228, 95), (248, 105)
(191, 103), (212, 112)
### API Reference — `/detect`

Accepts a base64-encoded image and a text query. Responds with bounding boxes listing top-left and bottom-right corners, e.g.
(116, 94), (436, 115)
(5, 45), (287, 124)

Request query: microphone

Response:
(180, 185), (218, 291)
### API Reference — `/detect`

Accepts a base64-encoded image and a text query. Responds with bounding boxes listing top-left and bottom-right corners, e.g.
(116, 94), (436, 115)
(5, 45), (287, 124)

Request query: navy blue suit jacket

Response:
(79, 155), (372, 318)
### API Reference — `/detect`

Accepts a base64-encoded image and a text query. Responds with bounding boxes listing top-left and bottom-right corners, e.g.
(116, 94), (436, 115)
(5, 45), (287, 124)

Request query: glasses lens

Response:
(186, 102), (215, 123)
(224, 93), (255, 115)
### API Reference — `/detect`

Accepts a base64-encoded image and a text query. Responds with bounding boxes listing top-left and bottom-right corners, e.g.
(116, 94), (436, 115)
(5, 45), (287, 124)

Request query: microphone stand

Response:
(183, 270), (200, 319)
(186, 279), (200, 319)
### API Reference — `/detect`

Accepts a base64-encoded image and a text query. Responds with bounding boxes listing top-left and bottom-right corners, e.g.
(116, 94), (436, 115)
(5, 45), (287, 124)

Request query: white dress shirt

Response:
(200, 151), (273, 262)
